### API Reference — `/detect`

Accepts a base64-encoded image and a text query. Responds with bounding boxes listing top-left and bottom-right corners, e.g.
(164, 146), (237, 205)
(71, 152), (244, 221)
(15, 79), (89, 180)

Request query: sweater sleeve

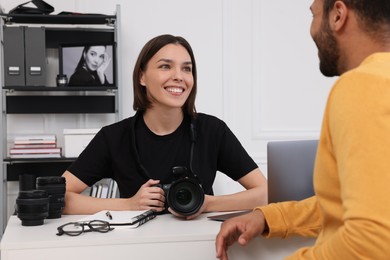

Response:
(259, 196), (322, 238)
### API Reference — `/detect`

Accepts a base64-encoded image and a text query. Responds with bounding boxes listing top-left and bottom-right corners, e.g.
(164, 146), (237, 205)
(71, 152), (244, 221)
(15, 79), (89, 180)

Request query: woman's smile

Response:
(165, 86), (185, 95)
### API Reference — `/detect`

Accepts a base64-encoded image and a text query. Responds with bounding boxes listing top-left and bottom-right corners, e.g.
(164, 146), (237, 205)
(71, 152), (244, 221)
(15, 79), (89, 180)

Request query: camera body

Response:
(155, 166), (204, 216)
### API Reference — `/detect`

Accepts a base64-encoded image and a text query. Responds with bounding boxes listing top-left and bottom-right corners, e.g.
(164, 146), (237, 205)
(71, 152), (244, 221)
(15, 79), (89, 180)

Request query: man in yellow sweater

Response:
(216, 0), (390, 259)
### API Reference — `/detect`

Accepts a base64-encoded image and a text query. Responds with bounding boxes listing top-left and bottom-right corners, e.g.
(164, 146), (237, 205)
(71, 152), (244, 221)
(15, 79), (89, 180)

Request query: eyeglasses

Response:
(57, 211), (156, 236)
(56, 216), (156, 236)
(56, 220), (114, 236)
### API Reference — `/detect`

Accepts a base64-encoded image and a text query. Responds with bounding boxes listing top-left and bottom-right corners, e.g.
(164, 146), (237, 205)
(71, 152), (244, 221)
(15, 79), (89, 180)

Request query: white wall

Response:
(0, 0), (336, 196)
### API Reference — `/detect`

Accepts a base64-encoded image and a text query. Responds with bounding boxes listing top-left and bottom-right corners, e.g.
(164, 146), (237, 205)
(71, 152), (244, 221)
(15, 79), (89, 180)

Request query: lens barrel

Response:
(19, 174), (36, 191)
(36, 176), (66, 219)
(166, 178), (204, 216)
(16, 190), (49, 226)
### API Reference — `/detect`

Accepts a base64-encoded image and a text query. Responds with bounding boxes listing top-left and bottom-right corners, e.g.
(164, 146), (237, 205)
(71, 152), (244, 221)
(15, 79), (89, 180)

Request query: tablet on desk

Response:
(207, 210), (251, 222)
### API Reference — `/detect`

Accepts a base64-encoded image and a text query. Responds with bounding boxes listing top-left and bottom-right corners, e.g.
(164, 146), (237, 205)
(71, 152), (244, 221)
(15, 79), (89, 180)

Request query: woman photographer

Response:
(62, 34), (267, 219)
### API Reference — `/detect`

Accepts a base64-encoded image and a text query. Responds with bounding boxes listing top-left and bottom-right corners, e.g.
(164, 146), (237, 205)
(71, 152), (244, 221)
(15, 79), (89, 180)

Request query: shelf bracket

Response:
(105, 18), (115, 27)
(2, 16), (13, 25)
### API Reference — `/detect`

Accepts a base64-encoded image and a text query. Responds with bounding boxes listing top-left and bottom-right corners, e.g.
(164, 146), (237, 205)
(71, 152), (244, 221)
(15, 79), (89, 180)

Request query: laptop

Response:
(207, 210), (251, 222)
(267, 140), (318, 203)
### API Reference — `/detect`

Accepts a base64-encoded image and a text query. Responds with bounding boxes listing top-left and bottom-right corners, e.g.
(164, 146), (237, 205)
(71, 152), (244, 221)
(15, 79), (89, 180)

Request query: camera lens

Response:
(16, 190), (49, 226)
(167, 178), (204, 216)
(176, 188), (192, 205)
(36, 176), (66, 219)
(19, 174), (36, 191)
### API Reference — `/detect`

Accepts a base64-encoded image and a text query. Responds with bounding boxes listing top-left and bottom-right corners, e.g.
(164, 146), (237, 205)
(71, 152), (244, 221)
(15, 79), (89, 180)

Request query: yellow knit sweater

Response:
(260, 53), (390, 259)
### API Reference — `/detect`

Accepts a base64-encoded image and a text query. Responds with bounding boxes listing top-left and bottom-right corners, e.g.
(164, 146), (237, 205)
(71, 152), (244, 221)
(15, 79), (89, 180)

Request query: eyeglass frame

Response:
(56, 220), (115, 236)
(56, 211), (156, 236)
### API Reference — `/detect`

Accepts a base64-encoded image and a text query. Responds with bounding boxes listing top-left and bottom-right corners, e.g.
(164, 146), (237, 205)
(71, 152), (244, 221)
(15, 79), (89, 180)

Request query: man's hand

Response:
(215, 209), (266, 260)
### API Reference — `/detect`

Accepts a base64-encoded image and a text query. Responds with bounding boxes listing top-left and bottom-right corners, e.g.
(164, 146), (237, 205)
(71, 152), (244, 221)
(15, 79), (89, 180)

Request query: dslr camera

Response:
(155, 166), (204, 216)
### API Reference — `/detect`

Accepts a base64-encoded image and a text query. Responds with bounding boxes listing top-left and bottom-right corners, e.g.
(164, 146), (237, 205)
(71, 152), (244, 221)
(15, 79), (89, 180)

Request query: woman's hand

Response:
(97, 52), (111, 84)
(131, 179), (165, 212)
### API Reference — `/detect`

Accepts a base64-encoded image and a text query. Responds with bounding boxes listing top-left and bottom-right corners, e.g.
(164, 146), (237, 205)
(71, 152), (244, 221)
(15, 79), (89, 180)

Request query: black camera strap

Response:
(130, 112), (199, 182)
(189, 116), (197, 177)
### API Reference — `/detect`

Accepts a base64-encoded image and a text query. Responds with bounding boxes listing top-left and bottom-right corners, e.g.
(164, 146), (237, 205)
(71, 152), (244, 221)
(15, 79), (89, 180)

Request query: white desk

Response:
(1, 213), (315, 260)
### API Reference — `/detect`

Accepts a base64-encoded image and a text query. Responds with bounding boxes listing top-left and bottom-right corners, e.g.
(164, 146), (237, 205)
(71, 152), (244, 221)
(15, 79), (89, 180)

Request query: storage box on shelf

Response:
(63, 128), (99, 158)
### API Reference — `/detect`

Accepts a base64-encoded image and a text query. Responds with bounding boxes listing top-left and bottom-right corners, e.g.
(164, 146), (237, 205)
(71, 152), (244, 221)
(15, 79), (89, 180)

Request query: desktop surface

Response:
(1, 213), (315, 260)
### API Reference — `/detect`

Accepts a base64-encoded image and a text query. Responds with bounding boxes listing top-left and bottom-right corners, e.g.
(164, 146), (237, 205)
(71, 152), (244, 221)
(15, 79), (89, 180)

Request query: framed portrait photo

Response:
(59, 42), (116, 87)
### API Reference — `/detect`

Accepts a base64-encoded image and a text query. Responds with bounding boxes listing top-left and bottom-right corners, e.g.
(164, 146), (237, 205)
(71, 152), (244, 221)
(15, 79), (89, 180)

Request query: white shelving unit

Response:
(0, 5), (122, 236)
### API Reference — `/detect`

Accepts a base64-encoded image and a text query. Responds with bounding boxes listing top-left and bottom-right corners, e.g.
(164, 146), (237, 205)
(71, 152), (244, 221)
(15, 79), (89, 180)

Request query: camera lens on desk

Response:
(166, 178), (204, 216)
(156, 166), (205, 216)
(19, 174), (36, 191)
(15, 190), (49, 226)
(36, 176), (66, 219)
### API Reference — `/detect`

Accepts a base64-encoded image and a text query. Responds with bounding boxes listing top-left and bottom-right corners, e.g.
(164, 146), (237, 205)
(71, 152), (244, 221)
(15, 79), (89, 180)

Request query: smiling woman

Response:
(139, 43), (194, 115)
(62, 34), (268, 220)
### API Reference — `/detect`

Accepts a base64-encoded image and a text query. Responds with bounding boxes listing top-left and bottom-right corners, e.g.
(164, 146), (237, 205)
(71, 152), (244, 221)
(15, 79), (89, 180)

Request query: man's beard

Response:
(313, 20), (340, 77)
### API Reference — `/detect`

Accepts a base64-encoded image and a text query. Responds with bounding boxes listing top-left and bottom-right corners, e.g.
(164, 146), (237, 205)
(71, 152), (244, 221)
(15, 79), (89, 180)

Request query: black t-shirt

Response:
(135, 114), (192, 185)
(67, 112), (258, 197)
(68, 67), (108, 86)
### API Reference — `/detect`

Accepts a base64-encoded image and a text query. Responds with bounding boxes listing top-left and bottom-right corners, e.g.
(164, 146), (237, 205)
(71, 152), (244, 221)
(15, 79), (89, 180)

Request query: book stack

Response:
(9, 134), (62, 158)
(90, 179), (118, 198)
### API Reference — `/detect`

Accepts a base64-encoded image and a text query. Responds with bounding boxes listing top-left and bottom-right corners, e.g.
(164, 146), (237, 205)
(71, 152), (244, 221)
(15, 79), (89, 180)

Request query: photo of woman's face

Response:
(84, 46), (106, 71)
